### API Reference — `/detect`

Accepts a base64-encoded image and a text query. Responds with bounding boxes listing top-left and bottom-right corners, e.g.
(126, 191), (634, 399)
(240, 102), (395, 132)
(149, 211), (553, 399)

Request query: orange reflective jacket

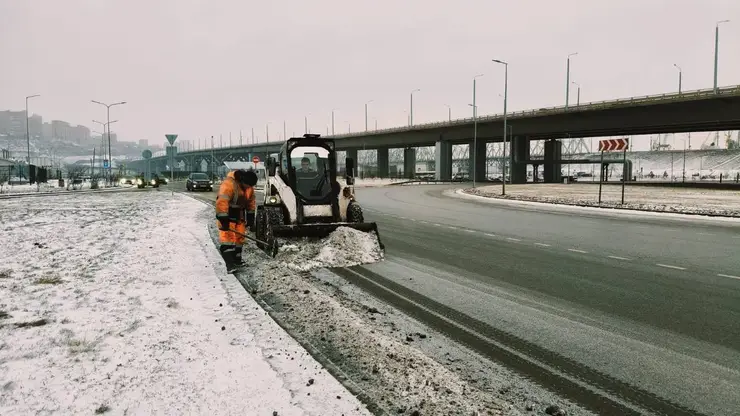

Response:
(216, 170), (256, 223)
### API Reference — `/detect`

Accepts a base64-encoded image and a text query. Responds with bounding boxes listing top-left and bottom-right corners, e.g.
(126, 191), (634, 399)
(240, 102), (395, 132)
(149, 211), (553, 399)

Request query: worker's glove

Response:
(246, 212), (255, 228)
(218, 217), (230, 231)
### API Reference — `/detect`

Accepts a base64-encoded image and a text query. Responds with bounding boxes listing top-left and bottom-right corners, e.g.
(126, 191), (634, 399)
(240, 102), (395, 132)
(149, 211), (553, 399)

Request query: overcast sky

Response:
(1, 0), (738, 148)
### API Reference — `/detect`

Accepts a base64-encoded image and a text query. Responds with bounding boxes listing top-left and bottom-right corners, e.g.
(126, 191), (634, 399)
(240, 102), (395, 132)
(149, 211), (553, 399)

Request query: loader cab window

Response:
(289, 146), (332, 203)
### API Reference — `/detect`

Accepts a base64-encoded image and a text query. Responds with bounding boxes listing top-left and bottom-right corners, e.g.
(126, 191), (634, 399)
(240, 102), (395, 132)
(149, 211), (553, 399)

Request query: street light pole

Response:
(493, 59), (508, 195)
(565, 52), (578, 110)
(25, 94), (40, 165)
(572, 81), (581, 106)
(410, 89), (420, 126)
(714, 20), (730, 94)
(284, 120), (287, 141)
(444, 104), (451, 121)
(92, 99), (126, 184)
(673, 64), (682, 94)
(331, 109), (336, 135)
(471, 74), (484, 188)
(365, 100), (374, 132)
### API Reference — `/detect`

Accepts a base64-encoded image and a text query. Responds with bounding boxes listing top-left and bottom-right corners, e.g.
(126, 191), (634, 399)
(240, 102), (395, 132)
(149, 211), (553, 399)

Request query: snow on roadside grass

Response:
(277, 227), (384, 272)
(0, 191), (369, 415)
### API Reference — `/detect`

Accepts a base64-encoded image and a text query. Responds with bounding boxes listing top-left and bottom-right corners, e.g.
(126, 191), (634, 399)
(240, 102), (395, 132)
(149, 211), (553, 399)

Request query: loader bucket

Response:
(272, 222), (385, 250)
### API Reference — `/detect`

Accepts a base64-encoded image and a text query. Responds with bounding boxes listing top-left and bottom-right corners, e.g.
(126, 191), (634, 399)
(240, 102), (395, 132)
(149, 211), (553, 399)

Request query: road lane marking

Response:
(568, 248), (588, 254)
(409, 218), (417, 222)
(608, 255), (631, 261)
(464, 229), (476, 233)
(484, 233), (497, 237)
(656, 263), (686, 271)
(506, 237), (521, 242)
(718, 273), (740, 280)
(534, 243), (551, 247)
(400, 216), (408, 220)
(698, 232), (714, 236)
(433, 223), (442, 226)
(447, 226), (457, 230)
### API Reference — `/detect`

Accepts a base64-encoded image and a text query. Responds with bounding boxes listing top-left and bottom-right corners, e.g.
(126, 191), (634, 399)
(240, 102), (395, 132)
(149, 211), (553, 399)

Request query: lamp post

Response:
(470, 74), (484, 188)
(304, 114), (310, 134)
(565, 52), (578, 110)
(714, 20), (730, 94)
(284, 120), (287, 141)
(673, 64), (682, 95)
(365, 100), (374, 132)
(331, 109), (337, 135)
(25, 94), (40, 165)
(266, 122), (271, 142)
(92, 99), (126, 184)
(571, 81), (581, 106)
(410, 89), (420, 126)
(493, 59), (508, 195)
(444, 104), (451, 121)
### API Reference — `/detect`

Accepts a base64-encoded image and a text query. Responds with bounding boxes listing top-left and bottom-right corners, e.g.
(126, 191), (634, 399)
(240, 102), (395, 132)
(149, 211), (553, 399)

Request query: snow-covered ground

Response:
(0, 180), (121, 195)
(462, 183), (740, 217)
(0, 191), (371, 415)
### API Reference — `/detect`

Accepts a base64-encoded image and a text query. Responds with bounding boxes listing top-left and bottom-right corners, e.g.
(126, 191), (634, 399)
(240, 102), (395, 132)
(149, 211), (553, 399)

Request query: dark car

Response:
(186, 172), (213, 191)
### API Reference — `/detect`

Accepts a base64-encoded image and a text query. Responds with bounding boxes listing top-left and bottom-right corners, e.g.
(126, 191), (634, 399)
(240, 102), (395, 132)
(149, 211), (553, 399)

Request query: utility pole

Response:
(444, 104), (451, 122)
(410, 89), (420, 126)
(25, 94), (40, 166)
(471, 74), (484, 188)
(673, 64), (682, 94)
(365, 100), (374, 131)
(714, 20), (730, 94)
(493, 58), (508, 194)
(565, 52), (578, 110)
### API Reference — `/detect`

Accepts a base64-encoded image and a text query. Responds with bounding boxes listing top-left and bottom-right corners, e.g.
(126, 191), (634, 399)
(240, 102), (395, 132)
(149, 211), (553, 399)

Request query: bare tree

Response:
(65, 164), (87, 191)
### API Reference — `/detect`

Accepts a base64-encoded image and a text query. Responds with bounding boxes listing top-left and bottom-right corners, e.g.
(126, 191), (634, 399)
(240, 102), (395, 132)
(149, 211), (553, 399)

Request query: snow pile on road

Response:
(277, 227), (384, 272)
(0, 191), (369, 415)
(464, 184), (740, 217)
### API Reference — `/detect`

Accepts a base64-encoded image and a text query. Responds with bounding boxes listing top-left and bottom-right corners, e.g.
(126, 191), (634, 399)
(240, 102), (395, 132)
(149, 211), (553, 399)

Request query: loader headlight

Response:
(267, 195), (280, 205)
(119, 178), (126, 184)
(136, 179), (143, 185)
(150, 179), (157, 185)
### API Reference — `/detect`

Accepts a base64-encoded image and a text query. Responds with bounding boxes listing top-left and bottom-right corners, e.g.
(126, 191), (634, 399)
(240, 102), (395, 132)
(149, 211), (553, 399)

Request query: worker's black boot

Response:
(219, 246), (239, 274)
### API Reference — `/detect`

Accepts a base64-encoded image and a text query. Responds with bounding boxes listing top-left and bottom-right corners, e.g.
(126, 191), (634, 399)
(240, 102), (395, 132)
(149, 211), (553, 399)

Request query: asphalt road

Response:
(354, 184), (740, 416)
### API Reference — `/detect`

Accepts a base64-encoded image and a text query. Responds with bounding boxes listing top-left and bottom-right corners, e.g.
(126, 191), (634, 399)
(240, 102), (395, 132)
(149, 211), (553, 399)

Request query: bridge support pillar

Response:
(469, 140), (487, 182)
(511, 136), (530, 184)
(377, 148), (389, 178)
(435, 140), (452, 180)
(344, 149), (358, 175)
(403, 148), (416, 179)
(544, 139), (562, 183)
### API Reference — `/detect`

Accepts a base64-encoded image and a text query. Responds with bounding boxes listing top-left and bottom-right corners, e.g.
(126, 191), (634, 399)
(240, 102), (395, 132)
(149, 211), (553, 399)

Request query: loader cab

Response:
(267, 134), (339, 205)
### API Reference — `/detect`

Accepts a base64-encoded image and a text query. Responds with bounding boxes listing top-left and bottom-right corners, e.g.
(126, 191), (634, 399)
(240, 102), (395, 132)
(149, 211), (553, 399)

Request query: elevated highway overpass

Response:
(128, 85), (740, 183)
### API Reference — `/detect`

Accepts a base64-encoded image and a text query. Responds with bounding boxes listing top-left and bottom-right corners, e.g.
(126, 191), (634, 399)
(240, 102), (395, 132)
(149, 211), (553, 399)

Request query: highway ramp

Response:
(352, 184), (740, 416)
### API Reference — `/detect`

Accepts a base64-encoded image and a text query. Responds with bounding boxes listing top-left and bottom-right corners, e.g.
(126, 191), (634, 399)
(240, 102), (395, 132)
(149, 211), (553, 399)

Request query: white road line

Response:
(608, 255), (631, 261)
(447, 226), (457, 230)
(400, 216), (408, 220)
(534, 243), (551, 247)
(656, 263), (687, 271)
(433, 223), (442, 227)
(698, 232), (714, 236)
(409, 218), (417, 222)
(506, 237), (521, 242)
(464, 229), (476, 233)
(484, 233), (497, 237)
(718, 273), (740, 280)
(568, 249), (588, 254)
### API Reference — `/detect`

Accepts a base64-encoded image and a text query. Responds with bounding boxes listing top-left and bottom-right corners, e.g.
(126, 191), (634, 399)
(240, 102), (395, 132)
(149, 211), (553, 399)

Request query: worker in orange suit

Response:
(216, 169), (258, 273)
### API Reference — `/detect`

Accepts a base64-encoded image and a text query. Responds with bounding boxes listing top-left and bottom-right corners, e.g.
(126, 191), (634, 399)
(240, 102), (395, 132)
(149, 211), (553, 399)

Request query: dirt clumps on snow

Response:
(233, 227), (514, 416)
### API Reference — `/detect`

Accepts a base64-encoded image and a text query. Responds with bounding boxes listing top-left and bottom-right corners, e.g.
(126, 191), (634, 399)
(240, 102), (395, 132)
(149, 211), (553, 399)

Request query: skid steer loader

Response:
(253, 134), (384, 253)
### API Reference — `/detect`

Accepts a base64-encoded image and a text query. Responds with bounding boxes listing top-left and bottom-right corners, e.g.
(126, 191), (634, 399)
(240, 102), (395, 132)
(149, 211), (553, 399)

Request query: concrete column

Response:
(376, 148), (389, 178)
(544, 139), (562, 183)
(403, 147), (416, 179)
(468, 140), (487, 182)
(510, 136), (530, 184)
(435, 140), (452, 180)
(345, 149), (358, 173)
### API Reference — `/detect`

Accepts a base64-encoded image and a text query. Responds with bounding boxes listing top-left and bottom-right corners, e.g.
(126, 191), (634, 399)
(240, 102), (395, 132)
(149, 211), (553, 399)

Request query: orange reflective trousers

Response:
(215, 171), (256, 248)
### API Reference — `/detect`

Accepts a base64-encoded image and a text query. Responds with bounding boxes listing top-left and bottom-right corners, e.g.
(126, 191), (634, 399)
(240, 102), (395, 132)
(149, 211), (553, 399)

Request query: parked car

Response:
(186, 172), (213, 191)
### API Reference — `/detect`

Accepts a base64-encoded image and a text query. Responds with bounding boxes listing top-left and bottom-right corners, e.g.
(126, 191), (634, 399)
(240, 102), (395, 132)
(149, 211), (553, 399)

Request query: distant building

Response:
(138, 139), (148, 147)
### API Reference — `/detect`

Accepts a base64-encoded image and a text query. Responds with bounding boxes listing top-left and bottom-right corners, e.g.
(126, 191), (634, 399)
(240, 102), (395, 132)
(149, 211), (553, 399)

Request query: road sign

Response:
(103, 159), (109, 168)
(598, 138), (629, 152)
(252, 156), (260, 164)
(142, 150), (152, 159)
(165, 134), (178, 145)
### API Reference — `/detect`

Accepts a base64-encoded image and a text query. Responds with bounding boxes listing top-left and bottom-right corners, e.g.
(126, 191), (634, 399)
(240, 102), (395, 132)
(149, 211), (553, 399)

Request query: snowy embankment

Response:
(0, 180), (122, 196)
(462, 183), (740, 217)
(0, 191), (369, 415)
(228, 229), (514, 415)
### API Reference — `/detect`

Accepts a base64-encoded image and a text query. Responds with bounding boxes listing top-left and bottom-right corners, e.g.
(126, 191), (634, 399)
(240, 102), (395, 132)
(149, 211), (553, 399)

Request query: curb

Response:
(445, 188), (740, 224)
